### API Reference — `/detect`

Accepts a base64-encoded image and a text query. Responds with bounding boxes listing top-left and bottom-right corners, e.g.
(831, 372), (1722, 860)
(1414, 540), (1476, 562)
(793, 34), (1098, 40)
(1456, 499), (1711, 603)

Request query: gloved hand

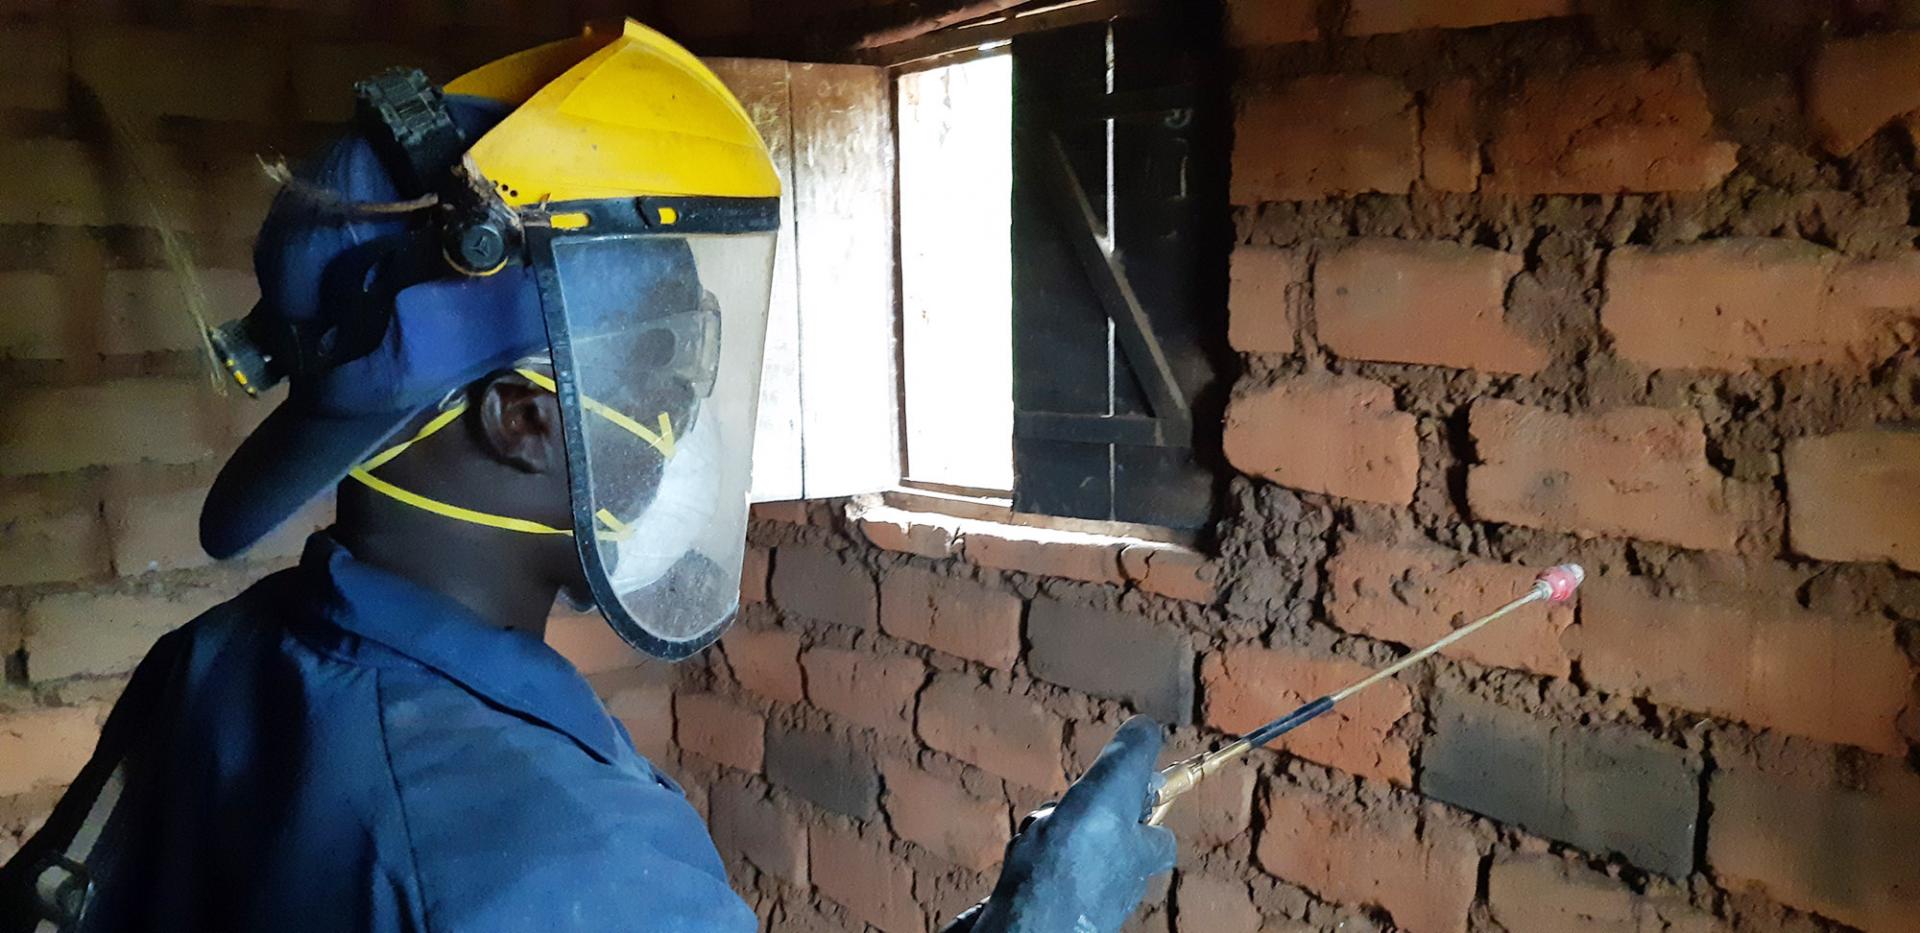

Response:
(961, 717), (1177, 933)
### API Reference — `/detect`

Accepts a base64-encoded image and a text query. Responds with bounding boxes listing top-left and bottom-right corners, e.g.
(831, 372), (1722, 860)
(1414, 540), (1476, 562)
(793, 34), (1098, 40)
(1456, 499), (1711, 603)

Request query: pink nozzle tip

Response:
(1535, 564), (1585, 603)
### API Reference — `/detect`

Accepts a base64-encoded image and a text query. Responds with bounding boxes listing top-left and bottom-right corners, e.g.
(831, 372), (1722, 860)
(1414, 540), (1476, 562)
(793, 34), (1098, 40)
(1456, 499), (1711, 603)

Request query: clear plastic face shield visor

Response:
(527, 197), (779, 659)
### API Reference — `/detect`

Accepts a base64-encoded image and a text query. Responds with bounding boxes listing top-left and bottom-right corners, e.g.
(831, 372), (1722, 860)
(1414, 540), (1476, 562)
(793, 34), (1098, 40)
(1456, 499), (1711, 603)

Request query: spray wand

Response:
(1144, 563), (1585, 825)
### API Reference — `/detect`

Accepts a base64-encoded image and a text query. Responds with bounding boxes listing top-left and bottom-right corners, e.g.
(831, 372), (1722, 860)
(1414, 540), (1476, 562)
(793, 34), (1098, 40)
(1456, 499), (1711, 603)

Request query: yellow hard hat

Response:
(447, 18), (781, 205)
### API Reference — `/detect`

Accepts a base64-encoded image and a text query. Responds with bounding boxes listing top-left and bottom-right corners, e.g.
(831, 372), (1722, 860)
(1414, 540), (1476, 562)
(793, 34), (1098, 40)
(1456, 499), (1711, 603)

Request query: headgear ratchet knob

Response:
(1535, 563), (1585, 604)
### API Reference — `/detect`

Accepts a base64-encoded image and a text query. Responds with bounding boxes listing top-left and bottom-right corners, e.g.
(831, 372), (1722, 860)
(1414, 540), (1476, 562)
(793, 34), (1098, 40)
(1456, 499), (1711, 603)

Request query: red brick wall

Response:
(669, 7), (1920, 933)
(5, 4), (1920, 933)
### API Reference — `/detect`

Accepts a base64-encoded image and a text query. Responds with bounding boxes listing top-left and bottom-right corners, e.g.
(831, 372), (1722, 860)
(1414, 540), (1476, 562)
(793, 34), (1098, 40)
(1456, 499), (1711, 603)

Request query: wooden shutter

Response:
(1008, 15), (1227, 530)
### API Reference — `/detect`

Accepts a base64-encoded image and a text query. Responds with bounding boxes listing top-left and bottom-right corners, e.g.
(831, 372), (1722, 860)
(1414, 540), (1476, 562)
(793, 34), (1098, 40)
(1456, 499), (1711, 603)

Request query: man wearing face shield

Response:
(0, 21), (1176, 933)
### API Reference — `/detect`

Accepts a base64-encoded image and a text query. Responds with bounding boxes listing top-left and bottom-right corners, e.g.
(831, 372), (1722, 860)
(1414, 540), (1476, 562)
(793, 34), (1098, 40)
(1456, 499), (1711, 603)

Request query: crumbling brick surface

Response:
(1231, 74), (1418, 203)
(1806, 30), (1920, 155)
(1423, 691), (1699, 877)
(1203, 645), (1415, 786)
(1227, 245), (1307, 354)
(1257, 780), (1479, 933)
(1027, 599), (1194, 724)
(1466, 399), (1768, 551)
(680, 9), (1920, 929)
(1576, 577), (1913, 754)
(1707, 765), (1920, 932)
(916, 674), (1066, 792)
(1224, 373), (1419, 506)
(879, 566), (1022, 669)
(770, 545), (877, 629)
(1482, 56), (1737, 194)
(1316, 238), (1546, 374)
(1785, 429), (1920, 572)
(765, 724), (881, 819)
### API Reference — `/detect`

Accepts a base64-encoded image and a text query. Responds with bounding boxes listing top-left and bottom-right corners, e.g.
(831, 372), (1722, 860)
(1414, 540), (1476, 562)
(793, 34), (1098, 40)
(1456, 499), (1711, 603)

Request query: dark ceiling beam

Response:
(855, 0), (1032, 48)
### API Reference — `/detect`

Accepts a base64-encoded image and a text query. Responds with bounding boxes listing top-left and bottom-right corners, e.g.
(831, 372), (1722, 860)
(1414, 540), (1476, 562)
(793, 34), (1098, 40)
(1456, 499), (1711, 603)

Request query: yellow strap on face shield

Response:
(513, 368), (676, 458)
(347, 371), (674, 539)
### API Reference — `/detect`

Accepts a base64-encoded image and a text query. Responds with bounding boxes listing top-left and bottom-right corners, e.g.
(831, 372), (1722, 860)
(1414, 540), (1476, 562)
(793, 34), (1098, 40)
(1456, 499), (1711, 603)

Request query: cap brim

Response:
(200, 400), (417, 560)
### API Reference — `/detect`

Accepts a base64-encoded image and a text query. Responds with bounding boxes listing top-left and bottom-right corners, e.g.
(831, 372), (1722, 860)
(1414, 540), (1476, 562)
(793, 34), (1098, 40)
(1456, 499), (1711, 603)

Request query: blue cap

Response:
(200, 97), (548, 559)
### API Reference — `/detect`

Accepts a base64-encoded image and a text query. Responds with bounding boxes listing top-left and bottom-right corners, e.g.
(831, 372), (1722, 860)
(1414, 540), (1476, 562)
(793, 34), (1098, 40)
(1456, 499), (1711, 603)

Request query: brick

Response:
(1202, 645), (1413, 786)
(1174, 874), (1261, 932)
(802, 647), (925, 736)
(0, 380), (225, 477)
(1484, 56), (1736, 194)
(721, 626), (804, 704)
(1231, 74), (1417, 203)
(1225, 0), (1319, 46)
(771, 545), (876, 629)
(1119, 543), (1214, 604)
(0, 706), (99, 798)
(104, 472), (312, 576)
(765, 724), (880, 819)
(75, 27), (286, 123)
(858, 507), (960, 559)
(1708, 766), (1920, 932)
(1028, 600), (1194, 724)
(0, 139), (159, 228)
(1466, 399), (1762, 552)
(964, 525), (1124, 584)
(1420, 78), (1479, 192)
(1256, 782), (1478, 933)
(1327, 538), (1573, 677)
(1575, 578), (1911, 754)
(674, 692), (765, 772)
(1422, 691), (1698, 876)
(1807, 31), (1920, 155)
(26, 584), (233, 682)
(0, 25), (67, 111)
(1602, 240), (1916, 372)
(879, 567), (1022, 668)
(1786, 429), (1920, 572)
(1160, 756), (1255, 852)
(1826, 252), (1920, 324)
(1, 605), (20, 657)
(594, 666), (677, 764)
(880, 758), (1011, 871)
(99, 269), (257, 356)
(741, 545), (769, 604)
(1224, 373), (1418, 506)
(0, 272), (68, 360)
(918, 674), (1066, 791)
(1346, 0), (1572, 35)
(0, 503), (109, 587)
(545, 607), (642, 675)
(1489, 854), (1725, 933)
(812, 822), (925, 933)
(1227, 245), (1307, 354)
(751, 500), (810, 525)
(708, 782), (809, 886)
(1316, 239), (1546, 374)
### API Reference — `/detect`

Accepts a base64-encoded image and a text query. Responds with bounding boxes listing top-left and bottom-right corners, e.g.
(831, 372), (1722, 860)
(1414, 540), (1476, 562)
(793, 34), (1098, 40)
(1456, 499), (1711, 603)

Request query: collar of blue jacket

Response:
(306, 533), (628, 765)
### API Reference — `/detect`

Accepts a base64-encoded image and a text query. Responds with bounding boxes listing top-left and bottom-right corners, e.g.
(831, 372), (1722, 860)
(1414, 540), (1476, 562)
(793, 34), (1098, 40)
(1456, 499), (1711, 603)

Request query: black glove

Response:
(959, 717), (1177, 933)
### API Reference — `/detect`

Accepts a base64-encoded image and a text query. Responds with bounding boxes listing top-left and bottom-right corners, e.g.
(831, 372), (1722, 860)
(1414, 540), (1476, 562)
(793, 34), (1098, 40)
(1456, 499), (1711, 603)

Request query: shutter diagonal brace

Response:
(1027, 130), (1192, 445)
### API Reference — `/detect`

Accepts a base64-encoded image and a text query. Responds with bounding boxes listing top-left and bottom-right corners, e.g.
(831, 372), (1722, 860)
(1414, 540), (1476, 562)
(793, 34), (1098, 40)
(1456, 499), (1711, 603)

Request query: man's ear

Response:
(474, 371), (564, 473)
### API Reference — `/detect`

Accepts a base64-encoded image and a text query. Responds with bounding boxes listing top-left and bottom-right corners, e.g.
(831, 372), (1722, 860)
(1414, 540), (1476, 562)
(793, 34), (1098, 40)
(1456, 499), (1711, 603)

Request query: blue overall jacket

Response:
(49, 534), (756, 932)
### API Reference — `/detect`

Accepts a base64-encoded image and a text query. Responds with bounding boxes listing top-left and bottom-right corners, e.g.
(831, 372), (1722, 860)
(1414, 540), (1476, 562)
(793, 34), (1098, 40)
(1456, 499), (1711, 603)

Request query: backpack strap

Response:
(0, 636), (183, 933)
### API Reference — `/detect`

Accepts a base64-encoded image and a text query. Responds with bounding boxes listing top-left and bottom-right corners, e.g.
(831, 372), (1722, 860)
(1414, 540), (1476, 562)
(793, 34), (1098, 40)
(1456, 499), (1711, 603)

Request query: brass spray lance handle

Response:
(1144, 563), (1584, 826)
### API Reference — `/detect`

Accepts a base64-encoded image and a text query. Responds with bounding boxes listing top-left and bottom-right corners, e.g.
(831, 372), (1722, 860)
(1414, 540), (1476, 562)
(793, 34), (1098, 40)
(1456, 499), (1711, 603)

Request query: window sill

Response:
(747, 493), (1216, 605)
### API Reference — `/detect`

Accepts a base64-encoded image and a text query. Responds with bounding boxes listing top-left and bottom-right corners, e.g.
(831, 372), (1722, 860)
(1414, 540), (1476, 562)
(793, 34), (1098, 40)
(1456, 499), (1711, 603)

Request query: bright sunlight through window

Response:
(897, 53), (1014, 493)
